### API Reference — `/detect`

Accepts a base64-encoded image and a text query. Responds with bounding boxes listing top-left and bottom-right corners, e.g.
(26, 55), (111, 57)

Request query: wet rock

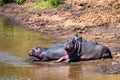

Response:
(73, 26), (88, 33)
(56, 25), (64, 31)
(29, 11), (42, 17)
(114, 3), (120, 9)
(34, 19), (49, 28)
(94, 35), (103, 40)
(112, 47), (120, 53)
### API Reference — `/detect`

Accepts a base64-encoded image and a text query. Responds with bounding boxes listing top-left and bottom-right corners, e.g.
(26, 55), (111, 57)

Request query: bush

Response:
(49, 0), (60, 6)
(49, 0), (63, 6)
(0, 0), (25, 5)
(0, 0), (12, 5)
(15, 0), (25, 4)
(0, 0), (4, 5)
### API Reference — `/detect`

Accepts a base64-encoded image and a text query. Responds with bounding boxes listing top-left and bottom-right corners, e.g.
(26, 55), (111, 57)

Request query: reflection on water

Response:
(0, 17), (120, 80)
(0, 17), (58, 79)
(0, 18), (58, 58)
(0, 66), (32, 80)
(29, 63), (120, 80)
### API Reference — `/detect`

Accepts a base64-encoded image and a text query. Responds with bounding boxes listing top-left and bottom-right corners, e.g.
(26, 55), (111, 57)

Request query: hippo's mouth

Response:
(65, 48), (74, 53)
(29, 52), (33, 56)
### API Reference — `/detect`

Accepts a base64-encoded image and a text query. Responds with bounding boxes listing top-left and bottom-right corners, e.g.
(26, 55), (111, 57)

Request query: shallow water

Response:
(0, 17), (120, 80)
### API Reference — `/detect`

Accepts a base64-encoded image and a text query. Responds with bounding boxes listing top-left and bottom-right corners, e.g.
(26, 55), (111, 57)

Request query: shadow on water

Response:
(0, 17), (120, 80)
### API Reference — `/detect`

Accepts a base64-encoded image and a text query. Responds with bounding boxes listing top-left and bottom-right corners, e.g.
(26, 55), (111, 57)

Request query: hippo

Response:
(56, 34), (86, 62)
(56, 35), (112, 63)
(28, 42), (67, 62)
(63, 36), (113, 63)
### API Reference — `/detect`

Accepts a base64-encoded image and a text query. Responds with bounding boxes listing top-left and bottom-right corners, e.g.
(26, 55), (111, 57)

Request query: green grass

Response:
(35, 0), (50, 8)
(35, 0), (63, 8)
(49, 0), (60, 6)
(15, 0), (25, 4)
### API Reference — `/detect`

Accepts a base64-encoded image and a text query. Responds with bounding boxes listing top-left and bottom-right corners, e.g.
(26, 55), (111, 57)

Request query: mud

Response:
(0, 0), (120, 74)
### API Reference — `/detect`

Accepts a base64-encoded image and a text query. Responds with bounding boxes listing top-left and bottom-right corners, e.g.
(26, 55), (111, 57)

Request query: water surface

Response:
(0, 17), (120, 80)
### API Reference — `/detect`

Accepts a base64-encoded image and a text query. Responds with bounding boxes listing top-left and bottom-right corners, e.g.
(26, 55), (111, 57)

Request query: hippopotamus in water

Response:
(28, 42), (67, 62)
(63, 36), (113, 63)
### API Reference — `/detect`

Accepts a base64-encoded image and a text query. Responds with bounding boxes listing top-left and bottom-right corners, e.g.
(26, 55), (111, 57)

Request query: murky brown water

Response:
(0, 17), (120, 80)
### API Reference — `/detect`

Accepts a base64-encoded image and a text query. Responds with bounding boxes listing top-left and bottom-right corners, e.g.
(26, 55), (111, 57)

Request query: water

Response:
(0, 17), (120, 80)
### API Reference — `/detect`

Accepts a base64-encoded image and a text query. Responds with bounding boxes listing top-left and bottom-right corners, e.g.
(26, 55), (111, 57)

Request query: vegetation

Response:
(49, 0), (61, 6)
(35, 0), (49, 8)
(0, 0), (63, 8)
(0, 0), (4, 5)
(0, 0), (26, 5)
(35, 0), (63, 8)
(0, 0), (11, 5)
(15, 0), (25, 4)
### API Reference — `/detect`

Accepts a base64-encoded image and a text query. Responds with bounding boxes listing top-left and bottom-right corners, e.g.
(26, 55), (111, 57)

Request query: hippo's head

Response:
(64, 38), (76, 52)
(28, 46), (42, 59)
(64, 35), (83, 53)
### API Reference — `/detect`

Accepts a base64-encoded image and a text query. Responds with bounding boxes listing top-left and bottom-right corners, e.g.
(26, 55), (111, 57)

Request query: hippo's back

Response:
(49, 42), (64, 48)
(41, 42), (67, 60)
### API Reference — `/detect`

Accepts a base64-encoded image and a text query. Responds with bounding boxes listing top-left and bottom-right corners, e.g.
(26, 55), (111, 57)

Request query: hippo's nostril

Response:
(28, 51), (33, 56)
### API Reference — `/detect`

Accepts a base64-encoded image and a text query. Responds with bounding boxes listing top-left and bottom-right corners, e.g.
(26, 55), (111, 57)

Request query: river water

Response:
(0, 17), (120, 80)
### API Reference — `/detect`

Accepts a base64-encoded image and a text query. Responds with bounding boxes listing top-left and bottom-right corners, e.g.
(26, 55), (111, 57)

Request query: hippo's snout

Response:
(64, 43), (71, 52)
(64, 43), (68, 50)
(28, 51), (33, 56)
(28, 49), (35, 56)
(28, 48), (41, 57)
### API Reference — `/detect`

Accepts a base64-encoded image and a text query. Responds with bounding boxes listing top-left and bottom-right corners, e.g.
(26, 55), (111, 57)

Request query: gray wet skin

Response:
(64, 35), (113, 63)
(29, 42), (67, 61)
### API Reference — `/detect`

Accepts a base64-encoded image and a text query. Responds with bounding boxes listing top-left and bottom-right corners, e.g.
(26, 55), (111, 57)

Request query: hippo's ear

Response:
(35, 46), (41, 52)
(74, 34), (78, 41)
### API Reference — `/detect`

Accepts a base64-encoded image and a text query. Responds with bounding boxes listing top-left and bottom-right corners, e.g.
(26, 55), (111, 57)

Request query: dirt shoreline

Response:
(0, 1), (120, 74)
(0, 1), (120, 40)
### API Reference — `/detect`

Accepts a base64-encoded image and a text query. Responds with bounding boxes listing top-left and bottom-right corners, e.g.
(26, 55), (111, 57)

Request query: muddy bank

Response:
(0, 1), (120, 74)
(0, 1), (120, 40)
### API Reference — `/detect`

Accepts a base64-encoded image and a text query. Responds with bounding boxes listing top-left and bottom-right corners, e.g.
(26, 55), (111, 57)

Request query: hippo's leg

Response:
(101, 52), (113, 59)
(64, 59), (70, 63)
(64, 55), (69, 59)
(42, 57), (49, 61)
(55, 57), (64, 63)
(55, 55), (69, 63)
(32, 58), (41, 62)
(101, 47), (113, 59)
